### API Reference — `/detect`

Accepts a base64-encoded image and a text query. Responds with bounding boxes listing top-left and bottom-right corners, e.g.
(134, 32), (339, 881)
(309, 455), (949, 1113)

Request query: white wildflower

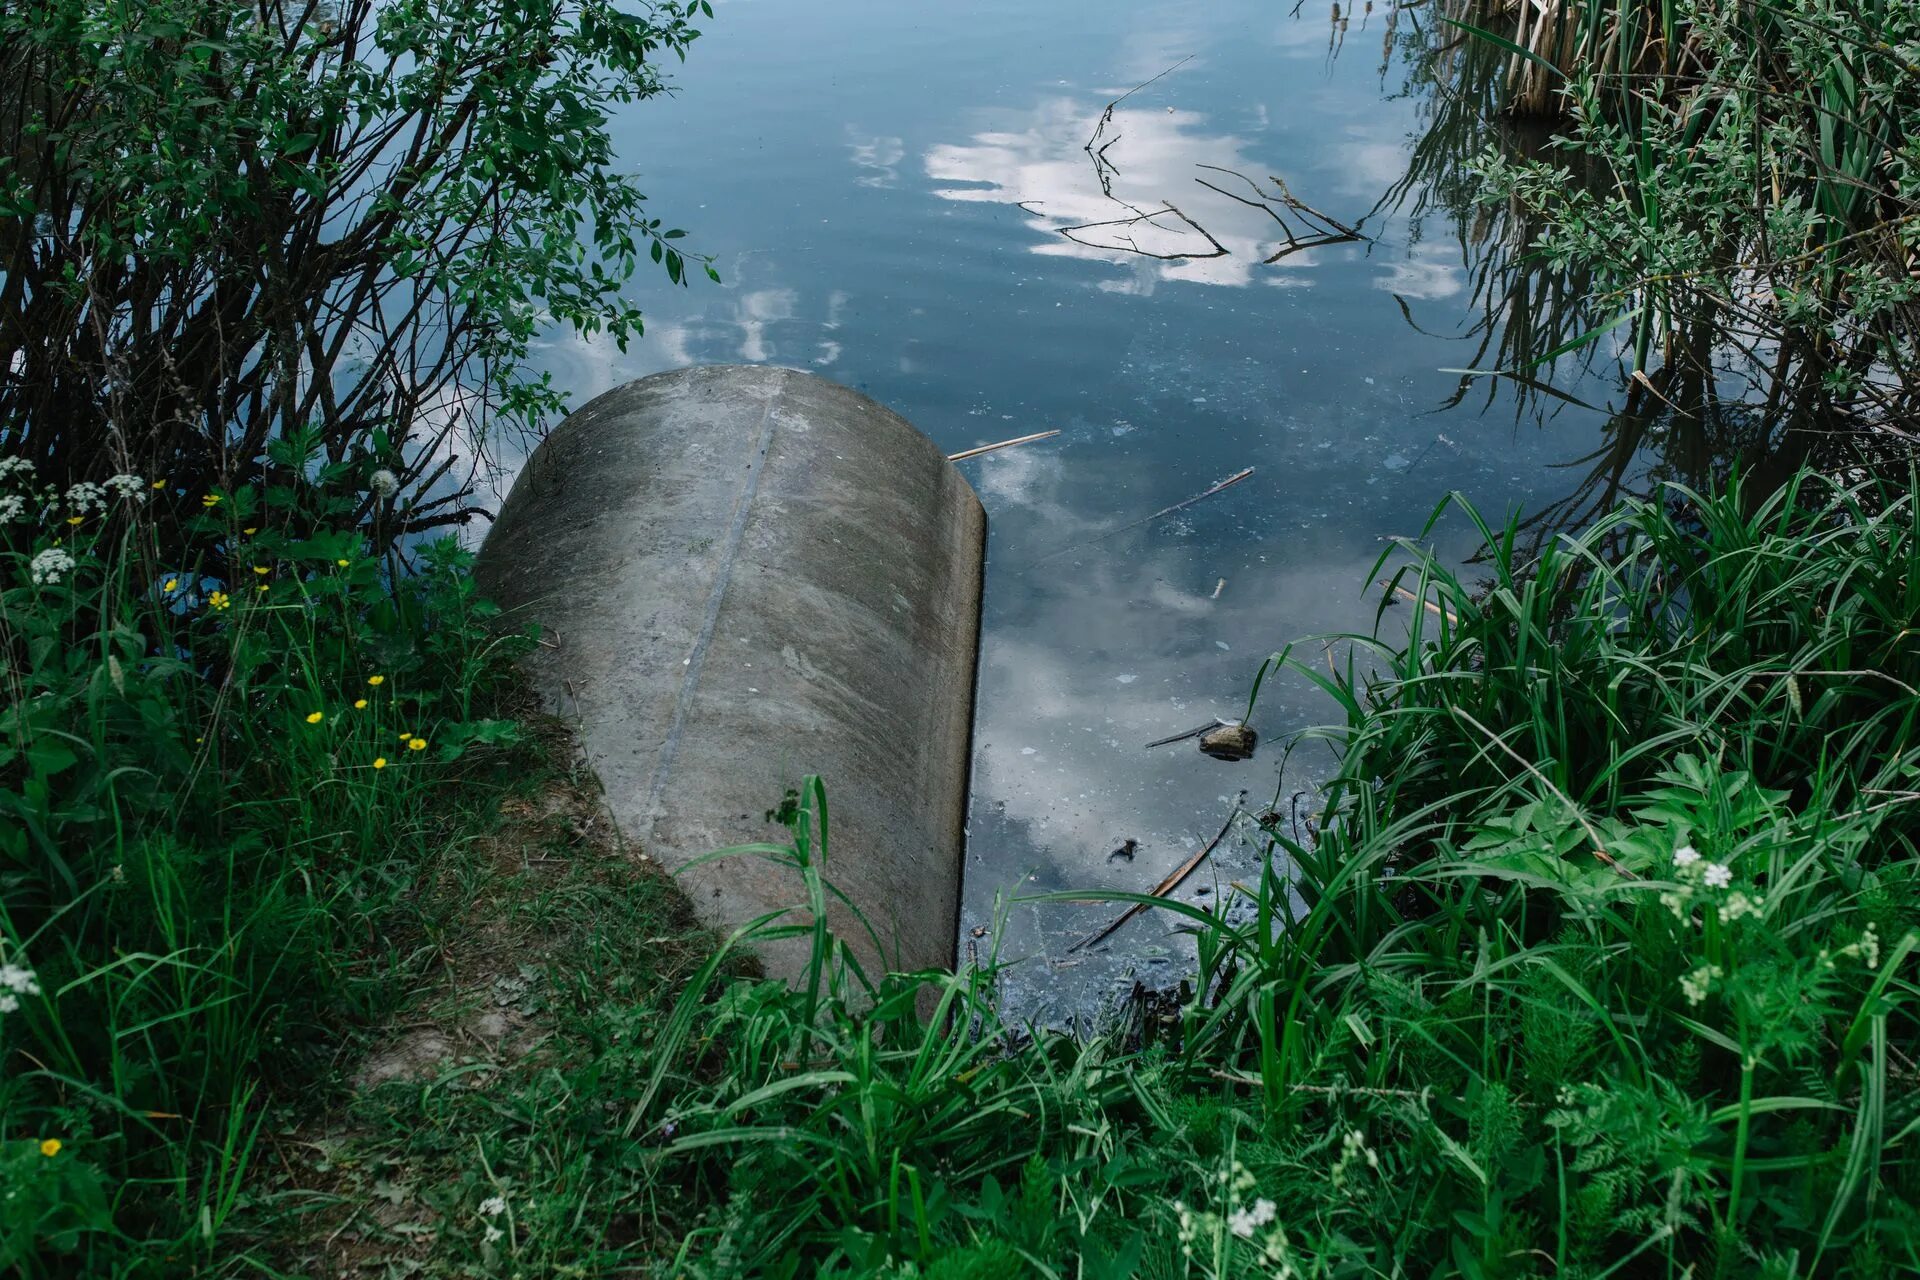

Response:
(369, 469), (400, 498)
(0, 962), (40, 996)
(1717, 891), (1761, 924)
(482, 1224), (503, 1245)
(0, 993), (16, 1013)
(0, 456), (35, 483)
(1862, 926), (1881, 970)
(1227, 1197), (1277, 1239)
(1673, 845), (1702, 868)
(64, 481), (107, 514)
(103, 473), (146, 501)
(0, 493), (24, 523)
(479, 1195), (506, 1217)
(1680, 963), (1723, 1006)
(29, 548), (75, 585)
(1703, 863), (1733, 889)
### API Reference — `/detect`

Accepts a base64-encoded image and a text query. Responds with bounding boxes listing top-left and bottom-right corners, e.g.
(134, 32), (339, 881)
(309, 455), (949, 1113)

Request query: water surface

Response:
(529, 0), (1630, 1015)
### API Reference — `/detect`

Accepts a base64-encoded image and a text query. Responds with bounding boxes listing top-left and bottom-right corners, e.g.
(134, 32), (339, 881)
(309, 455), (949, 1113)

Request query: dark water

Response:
(526, 0), (1628, 1015)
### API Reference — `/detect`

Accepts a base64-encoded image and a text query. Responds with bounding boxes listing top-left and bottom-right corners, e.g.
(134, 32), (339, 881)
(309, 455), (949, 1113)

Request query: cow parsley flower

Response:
(0, 959), (41, 1011)
(0, 493), (25, 523)
(0, 456), (36, 483)
(104, 473), (146, 500)
(1673, 845), (1702, 868)
(1680, 963), (1723, 1006)
(1703, 862), (1733, 889)
(64, 481), (107, 514)
(1717, 891), (1761, 924)
(1227, 1197), (1277, 1239)
(30, 548), (75, 585)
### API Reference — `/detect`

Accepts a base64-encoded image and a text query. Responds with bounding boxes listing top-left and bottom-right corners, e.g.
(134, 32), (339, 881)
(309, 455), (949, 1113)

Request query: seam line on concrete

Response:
(641, 376), (781, 831)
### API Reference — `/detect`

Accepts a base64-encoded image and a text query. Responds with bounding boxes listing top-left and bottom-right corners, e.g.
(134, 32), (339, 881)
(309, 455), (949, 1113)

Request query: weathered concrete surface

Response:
(476, 365), (985, 981)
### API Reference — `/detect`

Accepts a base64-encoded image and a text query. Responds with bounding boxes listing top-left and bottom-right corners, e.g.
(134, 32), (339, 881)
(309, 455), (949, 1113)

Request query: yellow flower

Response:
(207, 591), (231, 611)
(252, 565), (268, 575)
(354, 698), (368, 709)
(398, 730), (412, 740)
(257, 584), (269, 593)
(151, 479), (167, 490)
(367, 674), (385, 686)
(408, 737), (427, 752)
(336, 559), (350, 568)
(163, 577), (178, 592)
(201, 494), (221, 508)
(39, 1139), (61, 1158)
(373, 757), (388, 770)
(306, 711), (324, 724)
(243, 527), (258, 535)
(66, 515), (84, 526)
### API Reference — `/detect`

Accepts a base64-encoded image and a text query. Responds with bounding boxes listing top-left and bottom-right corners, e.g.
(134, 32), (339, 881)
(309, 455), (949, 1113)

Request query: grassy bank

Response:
(165, 466), (1909, 1279)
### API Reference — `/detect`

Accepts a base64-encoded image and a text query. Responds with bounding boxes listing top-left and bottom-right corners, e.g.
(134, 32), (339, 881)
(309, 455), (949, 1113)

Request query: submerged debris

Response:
(1199, 722), (1258, 761)
(1107, 838), (1138, 864)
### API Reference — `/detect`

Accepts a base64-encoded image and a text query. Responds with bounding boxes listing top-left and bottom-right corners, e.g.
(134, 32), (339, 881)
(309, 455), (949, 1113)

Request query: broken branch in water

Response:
(1085, 54), (1196, 196)
(1192, 164), (1369, 263)
(1069, 808), (1240, 953)
(1036, 466), (1255, 564)
(1057, 202), (1228, 260)
(948, 429), (1060, 462)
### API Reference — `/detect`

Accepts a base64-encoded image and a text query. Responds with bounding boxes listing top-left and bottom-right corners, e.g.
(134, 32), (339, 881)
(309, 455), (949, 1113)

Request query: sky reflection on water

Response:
(519, 0), (1634, 1017)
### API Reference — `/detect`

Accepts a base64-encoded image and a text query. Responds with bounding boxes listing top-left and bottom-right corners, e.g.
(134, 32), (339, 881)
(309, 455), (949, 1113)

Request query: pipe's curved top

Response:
(477, 365), (985, 981)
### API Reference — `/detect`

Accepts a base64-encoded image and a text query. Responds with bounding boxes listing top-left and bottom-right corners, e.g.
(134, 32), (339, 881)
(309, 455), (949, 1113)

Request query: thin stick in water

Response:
(948, 429), (1060, 462)
(1068, 808), (1240, 953)
(1037, 466), (1255, 563)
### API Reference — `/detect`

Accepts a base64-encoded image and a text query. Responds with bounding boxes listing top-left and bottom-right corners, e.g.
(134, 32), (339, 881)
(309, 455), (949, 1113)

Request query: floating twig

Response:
(1379, 580), (1460, 625)
(1057, 202), (1228, 260)
(1036, 467), (1254, 564)
(948, 429), (1060, 462)
(1144, 718), (1225, 749)
(1069, 808), (1240, 953)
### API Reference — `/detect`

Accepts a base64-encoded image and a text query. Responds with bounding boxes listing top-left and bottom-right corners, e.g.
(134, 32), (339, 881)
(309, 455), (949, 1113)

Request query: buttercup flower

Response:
(336, 558), (350, 568)
(39, 1139), (60, 1158)
(306, 712), (325, 724)
(243, 526), (258, 535)
(252, 565), (269, 575)
(367, 675), (385, 686)
(207, 590), (231, 611)
(373, 757), (387, 769)
(66, 515), (84, 526)
(201, 493), (222, 508)
(408, 737), (427, 752)
(163, 577), (179, 592)
(354, 699), (368, 709)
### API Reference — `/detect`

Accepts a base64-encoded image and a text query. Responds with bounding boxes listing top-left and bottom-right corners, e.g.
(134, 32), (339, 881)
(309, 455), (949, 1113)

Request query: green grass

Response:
(0, 449), (539, 1275)
(192, 465), (1916, 1279)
